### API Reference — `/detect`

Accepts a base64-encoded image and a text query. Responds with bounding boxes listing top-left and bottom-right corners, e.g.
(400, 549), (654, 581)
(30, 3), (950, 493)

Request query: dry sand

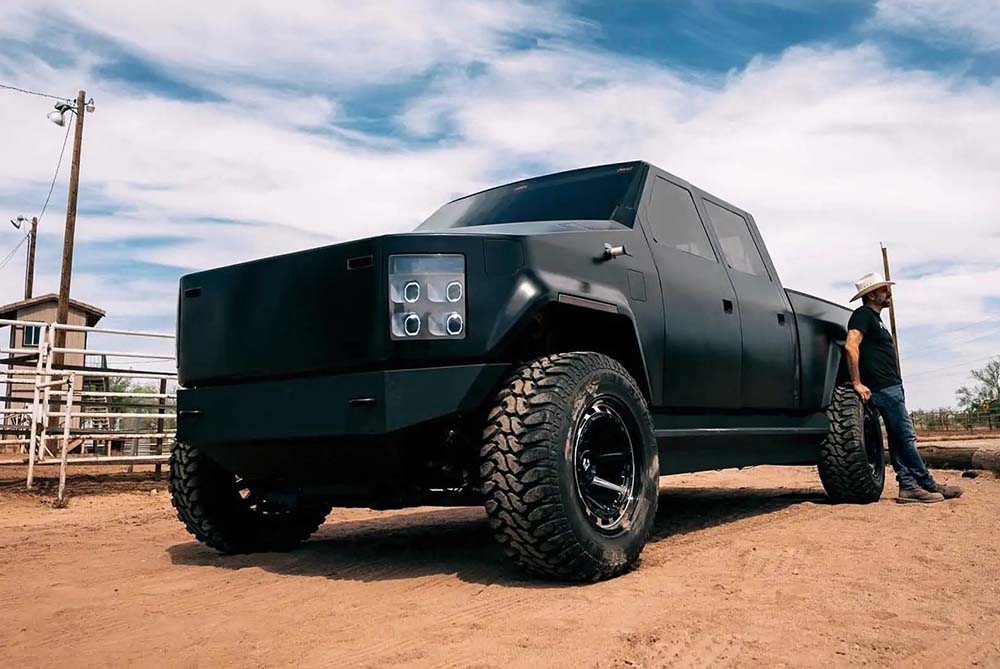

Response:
(1, 463), (998, 667)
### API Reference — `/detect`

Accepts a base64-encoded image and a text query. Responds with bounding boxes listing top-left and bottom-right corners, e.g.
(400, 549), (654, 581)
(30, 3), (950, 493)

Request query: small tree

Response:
(104, 377), (175, 431)
(956, 357), (1000, 412)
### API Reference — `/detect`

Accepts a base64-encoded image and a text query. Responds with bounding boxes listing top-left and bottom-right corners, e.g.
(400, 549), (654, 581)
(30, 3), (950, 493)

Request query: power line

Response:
(0, 233), (29, 273)
(939, 316), (1000, 336)
(0, 82), (72, 103)
(900, 316), (1000, 345)
(37, 121), (73, 223)
(906, 354), (999, 379)
(902, 320), (1000, 357)
(908, 367), (979, 382)
(0, 97), (74, 277)
(910, 316), (1000, 341)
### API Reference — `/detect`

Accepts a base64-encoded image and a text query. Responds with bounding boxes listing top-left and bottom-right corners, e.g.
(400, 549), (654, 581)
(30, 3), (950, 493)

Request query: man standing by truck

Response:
(845, 272), (962, 503)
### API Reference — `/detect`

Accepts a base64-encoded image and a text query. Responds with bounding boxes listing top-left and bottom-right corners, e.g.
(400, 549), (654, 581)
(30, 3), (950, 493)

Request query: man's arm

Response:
(845, 329), (870, 402)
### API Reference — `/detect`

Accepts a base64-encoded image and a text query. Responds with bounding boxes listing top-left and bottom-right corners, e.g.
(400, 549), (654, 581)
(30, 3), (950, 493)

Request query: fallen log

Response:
(889, 446), (1000, 474)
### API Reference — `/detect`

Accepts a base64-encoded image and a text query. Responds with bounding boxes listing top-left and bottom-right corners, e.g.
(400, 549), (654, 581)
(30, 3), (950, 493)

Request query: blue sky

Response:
(0, 0), (998, 409)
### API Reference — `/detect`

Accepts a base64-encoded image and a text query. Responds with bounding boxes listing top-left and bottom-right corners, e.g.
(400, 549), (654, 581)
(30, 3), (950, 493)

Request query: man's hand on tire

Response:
(853, 382), (871, 403)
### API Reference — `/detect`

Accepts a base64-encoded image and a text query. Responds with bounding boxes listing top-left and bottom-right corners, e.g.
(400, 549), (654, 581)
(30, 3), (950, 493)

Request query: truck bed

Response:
(786, 289), (852, 410)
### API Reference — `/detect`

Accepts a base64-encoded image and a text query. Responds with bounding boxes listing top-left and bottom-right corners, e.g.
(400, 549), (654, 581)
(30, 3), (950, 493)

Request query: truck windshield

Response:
(417, 162), (644, 230)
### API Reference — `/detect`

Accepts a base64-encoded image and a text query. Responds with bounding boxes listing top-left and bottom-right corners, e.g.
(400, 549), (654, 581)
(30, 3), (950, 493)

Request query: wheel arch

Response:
(502, 300), (653, 403)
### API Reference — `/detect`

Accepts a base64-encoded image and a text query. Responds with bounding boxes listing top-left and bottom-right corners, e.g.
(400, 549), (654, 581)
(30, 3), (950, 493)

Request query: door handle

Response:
(777, 313), (786, 325)
(722, 299), (734, 314)
(602, 243), (627, 260)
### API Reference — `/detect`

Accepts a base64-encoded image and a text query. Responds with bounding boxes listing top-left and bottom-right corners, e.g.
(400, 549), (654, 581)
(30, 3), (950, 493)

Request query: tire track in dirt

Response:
(898, 618), (1000, 665)
(661, 631), (746, 668)
(193, 486), (832, 668)
(4, 466), (999, 668)
(312, 486), (831, 667)
(310, 587), (537, 667)
(642, 487), (829, 567)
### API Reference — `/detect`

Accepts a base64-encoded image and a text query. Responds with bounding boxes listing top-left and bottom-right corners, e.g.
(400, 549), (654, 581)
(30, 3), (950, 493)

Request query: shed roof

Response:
(0, 293), (106, 327)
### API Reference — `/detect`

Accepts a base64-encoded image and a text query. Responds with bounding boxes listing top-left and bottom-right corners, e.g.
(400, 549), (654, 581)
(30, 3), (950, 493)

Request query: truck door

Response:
(641, 175), (741, 408)
(701, 199), (797, 409)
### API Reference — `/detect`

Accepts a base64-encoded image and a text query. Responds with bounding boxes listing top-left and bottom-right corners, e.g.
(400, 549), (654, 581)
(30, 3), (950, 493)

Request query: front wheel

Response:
(817, 385), (886, 503)
(169, 441), (332, 553)
(479, 352), (659, 581)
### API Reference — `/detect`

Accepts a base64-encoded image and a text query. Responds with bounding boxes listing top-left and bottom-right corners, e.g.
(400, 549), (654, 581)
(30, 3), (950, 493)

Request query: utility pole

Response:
(9, 215), (37, 299)
(881, 243), (901, 373)
(53, 90), (88, 368)
(24, 216), (37, 299)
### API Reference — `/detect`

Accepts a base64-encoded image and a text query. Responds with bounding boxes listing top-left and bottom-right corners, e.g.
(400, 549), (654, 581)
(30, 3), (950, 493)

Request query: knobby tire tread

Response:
(480, 352), (654, 581)
(169, 441), (330, 554)
(817, 385), (883, 504)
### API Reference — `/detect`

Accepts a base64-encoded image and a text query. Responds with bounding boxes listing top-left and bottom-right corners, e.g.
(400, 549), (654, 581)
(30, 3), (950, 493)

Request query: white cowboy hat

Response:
(851, 272), (895, 302)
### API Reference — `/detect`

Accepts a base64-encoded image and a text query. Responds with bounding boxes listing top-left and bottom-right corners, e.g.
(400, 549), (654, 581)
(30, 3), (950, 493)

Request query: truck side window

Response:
(647, 177), (717, 261)
(704, 201), (767, 277)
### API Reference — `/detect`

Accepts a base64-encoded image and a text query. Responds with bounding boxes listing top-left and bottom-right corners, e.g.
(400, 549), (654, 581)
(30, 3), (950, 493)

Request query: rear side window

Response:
(704, 201), (767, 277)
(646, 177), (717, 261)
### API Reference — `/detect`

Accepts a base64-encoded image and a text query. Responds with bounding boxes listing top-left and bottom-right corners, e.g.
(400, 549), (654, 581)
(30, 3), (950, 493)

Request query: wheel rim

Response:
(235, 476), (293, 517)
(572, 396), (640, 534)
(862, 407), (883, 477)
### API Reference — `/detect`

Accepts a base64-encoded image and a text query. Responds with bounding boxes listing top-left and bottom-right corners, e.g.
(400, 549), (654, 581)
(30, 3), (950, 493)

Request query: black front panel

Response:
(177, 233), (528, 388)
(178, 238), (383, 386)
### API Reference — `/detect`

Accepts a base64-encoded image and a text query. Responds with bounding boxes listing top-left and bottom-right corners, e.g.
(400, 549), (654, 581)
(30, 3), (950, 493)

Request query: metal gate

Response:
(1, 318), (176, 502)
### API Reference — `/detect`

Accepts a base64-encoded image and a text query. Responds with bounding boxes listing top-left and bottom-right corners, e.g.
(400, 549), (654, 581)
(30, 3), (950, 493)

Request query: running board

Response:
(652, 414), (830, 475)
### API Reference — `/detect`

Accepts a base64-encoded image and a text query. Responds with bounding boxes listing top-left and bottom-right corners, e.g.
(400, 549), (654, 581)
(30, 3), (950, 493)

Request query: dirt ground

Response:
(1, 460), (999, 668)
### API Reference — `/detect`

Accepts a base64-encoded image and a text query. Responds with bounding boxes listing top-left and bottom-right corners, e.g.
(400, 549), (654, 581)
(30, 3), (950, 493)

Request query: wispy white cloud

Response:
(0, 3), (997, 409)
(400, 44), (1000, 316)
(0, 1), (582, 87)
(872, 0), (1000, 52)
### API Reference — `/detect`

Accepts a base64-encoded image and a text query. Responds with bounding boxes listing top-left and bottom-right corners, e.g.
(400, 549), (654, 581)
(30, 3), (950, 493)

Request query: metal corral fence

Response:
(0, 318), (176, 502)
(912, 409), (999, 436)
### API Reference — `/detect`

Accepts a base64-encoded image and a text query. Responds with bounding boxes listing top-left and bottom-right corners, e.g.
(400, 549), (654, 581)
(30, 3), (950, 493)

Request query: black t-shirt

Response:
(848, 306), (901, 391)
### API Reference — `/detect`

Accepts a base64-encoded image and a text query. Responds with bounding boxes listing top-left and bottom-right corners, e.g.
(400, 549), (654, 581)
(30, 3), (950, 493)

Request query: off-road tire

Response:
(817, 385), (885, 503)
(480, 352), (659, 581)
(169, 441), (331, 553)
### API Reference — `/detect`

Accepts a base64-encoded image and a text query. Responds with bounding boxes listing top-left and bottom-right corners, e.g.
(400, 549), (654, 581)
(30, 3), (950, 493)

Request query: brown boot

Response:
(897, 487), (944, 504)
(927, 482), (963, 499)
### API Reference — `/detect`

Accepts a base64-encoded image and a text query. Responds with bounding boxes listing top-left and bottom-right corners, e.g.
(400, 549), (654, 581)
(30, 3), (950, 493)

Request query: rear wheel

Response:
(169, 441), (332, 553)
(480, 352), (659, 581)
(818, 385), (885, 503)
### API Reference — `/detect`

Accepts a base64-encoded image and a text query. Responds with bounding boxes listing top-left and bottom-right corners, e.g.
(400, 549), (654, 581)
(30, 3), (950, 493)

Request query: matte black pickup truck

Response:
(171, 161), (884, 581)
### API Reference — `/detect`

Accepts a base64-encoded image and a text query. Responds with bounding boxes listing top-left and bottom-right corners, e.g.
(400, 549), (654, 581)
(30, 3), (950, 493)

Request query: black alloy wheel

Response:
(573, 396), (642, 534)
(862, 405), (885, 478)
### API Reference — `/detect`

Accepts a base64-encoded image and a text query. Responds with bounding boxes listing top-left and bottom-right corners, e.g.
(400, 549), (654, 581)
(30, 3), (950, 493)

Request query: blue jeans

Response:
(869, 384), (936, 491)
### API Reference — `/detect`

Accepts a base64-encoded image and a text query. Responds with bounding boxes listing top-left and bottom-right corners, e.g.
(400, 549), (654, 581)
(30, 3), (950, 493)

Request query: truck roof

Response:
(445, 160), (644, 205)
(449, 160), (753, 222)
